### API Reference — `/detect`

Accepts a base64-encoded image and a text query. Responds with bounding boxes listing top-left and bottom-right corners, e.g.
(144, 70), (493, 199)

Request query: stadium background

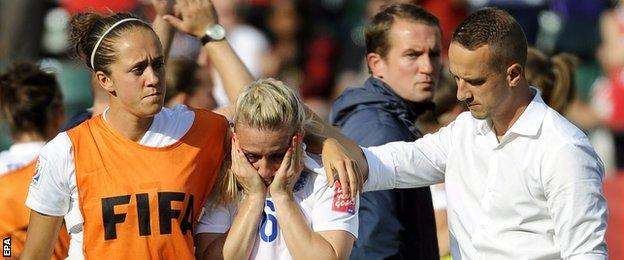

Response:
(0, 0), (622, 258)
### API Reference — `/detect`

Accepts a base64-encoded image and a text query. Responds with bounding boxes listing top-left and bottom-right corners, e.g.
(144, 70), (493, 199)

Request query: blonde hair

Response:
(210, 78), (313, 206)
(525, 47), (577, 113)
(234, 78), (309, 132)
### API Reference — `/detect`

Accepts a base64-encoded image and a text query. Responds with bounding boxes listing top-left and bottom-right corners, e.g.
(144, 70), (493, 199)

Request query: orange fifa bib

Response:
(67, 109), (227, 259)
(0, 161), (70, 259)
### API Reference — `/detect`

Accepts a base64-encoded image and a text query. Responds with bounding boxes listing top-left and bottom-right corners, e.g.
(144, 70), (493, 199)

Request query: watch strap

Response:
(200, 34), (212, 45)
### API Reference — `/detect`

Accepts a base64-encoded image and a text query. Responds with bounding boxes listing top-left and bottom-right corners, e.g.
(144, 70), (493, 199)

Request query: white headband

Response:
(90, 18), (141, 69)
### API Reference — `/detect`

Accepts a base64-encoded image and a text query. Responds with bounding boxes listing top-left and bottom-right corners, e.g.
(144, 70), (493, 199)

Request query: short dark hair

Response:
(451, 8), (527, 69)
(365, 3), (440, 58)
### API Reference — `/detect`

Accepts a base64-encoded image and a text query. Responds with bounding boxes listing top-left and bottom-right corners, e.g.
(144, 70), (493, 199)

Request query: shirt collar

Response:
(475, 118), (491, 136)
(474, 86), (547, 137)
(506, 87), (547, 137)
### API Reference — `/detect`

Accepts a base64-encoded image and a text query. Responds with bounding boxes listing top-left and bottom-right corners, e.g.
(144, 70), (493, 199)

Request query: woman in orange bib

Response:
(0, 62), (69, 259)
(20, 0), (366, 259)
(19, 0), (242, 258)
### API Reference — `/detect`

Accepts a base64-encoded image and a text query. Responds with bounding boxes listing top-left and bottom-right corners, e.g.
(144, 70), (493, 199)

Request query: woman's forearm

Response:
(202, 40), (254, 103)
(222, 194), (264, 260)
(272, 195), (340, 260)
(153, 15), (174, 59)
(303, 109), (368, 177)
(20, 210), (63, 260)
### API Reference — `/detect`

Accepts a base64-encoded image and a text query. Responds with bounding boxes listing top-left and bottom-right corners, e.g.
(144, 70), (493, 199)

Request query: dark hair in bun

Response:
(69, 12), (152, 73)
(0, 62), (63, 138)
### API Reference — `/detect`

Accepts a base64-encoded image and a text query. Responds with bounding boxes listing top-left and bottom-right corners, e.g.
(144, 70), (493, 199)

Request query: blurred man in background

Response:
(330, 3), (441, 259)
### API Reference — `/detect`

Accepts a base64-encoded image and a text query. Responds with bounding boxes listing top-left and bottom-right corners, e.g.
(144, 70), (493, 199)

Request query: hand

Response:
(151, 0), (173, 16)
(231, 133), (266, 196)
(321, 138), (363, 199)
(269, 134), (304, 199)
(162, 0), (219, 38)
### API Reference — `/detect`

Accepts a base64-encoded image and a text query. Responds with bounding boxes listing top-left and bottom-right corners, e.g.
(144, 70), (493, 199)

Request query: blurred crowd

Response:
(2, 0), (624, 175)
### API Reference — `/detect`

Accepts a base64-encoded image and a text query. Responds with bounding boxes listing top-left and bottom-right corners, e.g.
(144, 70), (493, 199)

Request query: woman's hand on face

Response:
(269, 134), (304, 200)
(231, 134), (266, 196)
(321, 138), (362, 199)
(162, 0), (218, 38)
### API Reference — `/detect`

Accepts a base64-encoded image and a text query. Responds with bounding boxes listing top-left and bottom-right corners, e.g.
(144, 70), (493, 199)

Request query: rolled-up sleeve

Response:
(362, 147), (397, 192)
(362, 123), (453, 192)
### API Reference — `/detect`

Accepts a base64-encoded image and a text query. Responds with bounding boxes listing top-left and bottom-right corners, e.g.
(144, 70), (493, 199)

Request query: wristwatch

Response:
(200, 24), (226, 45)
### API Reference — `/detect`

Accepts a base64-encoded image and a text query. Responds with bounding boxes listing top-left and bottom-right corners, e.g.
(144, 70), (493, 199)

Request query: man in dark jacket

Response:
(330, 3), (442, 259)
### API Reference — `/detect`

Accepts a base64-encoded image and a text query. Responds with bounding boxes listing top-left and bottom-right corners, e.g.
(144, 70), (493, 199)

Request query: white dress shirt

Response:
(363, 89), (608, 259)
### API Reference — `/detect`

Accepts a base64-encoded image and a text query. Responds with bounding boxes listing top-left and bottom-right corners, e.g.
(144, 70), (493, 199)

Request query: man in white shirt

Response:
(360, 8), (608, 259)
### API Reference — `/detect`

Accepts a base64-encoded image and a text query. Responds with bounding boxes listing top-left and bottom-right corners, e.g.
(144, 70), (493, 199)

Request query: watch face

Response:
(207, 24), (226, 40)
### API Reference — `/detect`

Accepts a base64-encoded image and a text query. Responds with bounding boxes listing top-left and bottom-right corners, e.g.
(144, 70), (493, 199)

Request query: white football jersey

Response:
(0, 141), (45, 175)
(196, 153), (359, 260)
